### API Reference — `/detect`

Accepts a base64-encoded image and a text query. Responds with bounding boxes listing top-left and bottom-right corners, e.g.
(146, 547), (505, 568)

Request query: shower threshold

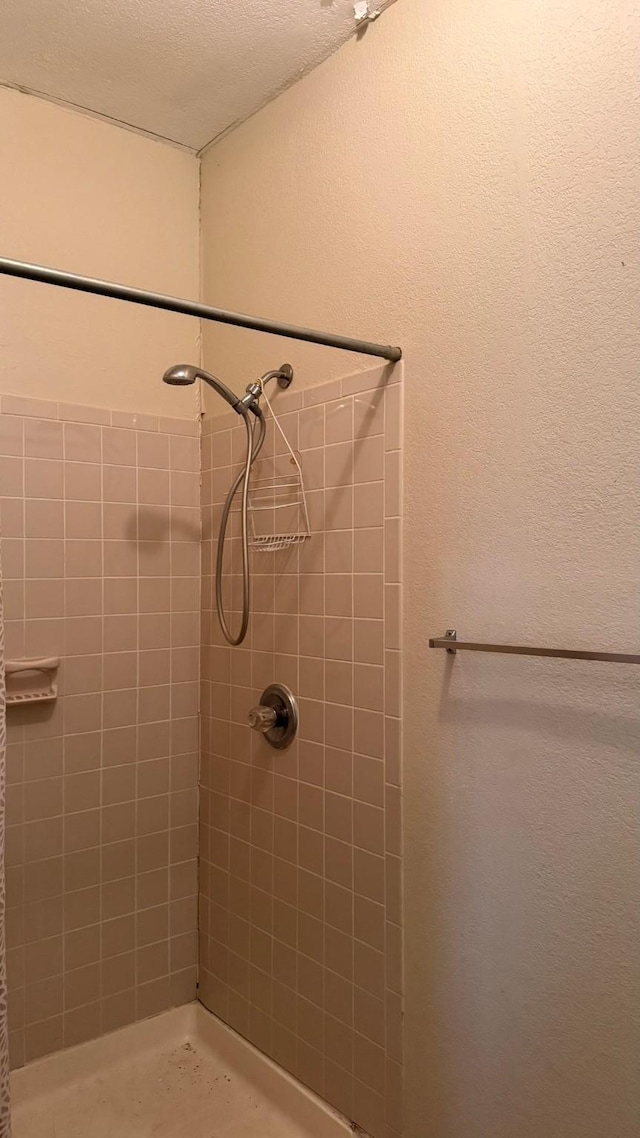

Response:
(10, 1002), (351, 1138)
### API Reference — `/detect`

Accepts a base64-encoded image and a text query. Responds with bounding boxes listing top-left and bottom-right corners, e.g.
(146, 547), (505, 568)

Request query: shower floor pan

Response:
(11, 1003), (351, 1138)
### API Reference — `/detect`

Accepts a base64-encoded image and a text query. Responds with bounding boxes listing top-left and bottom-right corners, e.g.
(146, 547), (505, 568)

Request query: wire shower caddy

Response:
(246, 381), (311, 553)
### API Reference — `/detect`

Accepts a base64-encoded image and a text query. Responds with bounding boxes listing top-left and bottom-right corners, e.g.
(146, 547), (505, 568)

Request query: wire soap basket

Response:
(247, 382), (311, 553)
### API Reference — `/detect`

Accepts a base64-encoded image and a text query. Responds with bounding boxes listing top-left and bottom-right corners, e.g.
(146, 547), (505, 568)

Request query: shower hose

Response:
(215, 406), (266, 646)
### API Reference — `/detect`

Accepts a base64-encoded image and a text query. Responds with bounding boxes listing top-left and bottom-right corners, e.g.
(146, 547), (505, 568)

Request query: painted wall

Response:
(0, 87), (200, 419)
(200, 2), (640, 1136)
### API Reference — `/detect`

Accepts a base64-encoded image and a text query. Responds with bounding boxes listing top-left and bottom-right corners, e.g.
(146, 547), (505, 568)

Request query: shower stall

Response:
(0, 257), (404, 1138)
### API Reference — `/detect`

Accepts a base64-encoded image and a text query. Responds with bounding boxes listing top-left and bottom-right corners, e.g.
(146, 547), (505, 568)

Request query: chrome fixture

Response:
(163, 363), (250, 414)
(163, 364), (292, 646)
(429, 629), (640, 665)
(248, 684), (298, 749)
(0, 256), (402, 362)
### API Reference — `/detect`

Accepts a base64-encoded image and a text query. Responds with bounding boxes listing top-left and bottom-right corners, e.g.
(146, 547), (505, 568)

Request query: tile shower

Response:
(199, 367), (403, 1138)
(0, 364), (403, 1138)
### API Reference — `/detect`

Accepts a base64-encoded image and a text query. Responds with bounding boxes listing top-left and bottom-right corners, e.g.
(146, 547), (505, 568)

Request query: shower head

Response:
(162, 364), (248, 415)
(162, 364), (198, 386)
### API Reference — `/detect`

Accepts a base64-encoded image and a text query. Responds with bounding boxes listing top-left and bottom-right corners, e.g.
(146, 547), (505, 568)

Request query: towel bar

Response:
(429, 630), (640, 665)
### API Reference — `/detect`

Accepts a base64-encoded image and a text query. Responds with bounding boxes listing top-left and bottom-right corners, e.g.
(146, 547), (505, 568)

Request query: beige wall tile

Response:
(24, 1015), (63, 1063)
(64, 1002), (101, 1048)
(102, 428), (136, 467)
(65, 501), (102, 539)
(6, 406), (201, 1069)
(25, 499), (64, 539)
(0, 417), (25, 456)
(24, 420), (62, 461)
(25, 458), (64, 500)
(137, 432), (169, 470)
(64, 462), (102, 502)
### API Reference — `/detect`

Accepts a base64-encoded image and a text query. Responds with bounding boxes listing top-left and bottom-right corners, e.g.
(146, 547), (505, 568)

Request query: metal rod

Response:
(429, 630), (640, 665)
(0, 256), (402, 362)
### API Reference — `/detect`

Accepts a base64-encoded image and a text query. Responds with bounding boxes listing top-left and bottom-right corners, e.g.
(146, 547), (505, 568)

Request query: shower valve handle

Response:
(247, 684), (298, 750)
(248, 704), (278, 732)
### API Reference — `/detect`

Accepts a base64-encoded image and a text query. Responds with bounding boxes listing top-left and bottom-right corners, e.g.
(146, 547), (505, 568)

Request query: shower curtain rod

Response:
(0, 256), (402, 363)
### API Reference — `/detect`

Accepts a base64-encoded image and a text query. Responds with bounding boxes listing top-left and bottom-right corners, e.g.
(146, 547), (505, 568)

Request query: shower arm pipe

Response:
(0, 256), (402, 363)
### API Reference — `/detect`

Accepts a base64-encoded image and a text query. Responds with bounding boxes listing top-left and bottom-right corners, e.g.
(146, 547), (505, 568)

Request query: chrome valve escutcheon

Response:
(248, 683), (298, 750)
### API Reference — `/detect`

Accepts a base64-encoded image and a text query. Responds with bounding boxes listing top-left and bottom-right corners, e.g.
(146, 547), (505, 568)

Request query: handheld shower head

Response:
(162, 359), (294, 647)
(162, 364), (198, 386)
(162, 364), (247, 414)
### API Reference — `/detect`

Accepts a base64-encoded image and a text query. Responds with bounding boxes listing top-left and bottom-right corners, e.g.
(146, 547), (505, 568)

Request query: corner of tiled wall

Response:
(198, 362), (404, 1138)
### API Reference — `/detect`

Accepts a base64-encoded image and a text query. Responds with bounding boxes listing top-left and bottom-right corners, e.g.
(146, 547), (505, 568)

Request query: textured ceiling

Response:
(0, 0), (372, 151)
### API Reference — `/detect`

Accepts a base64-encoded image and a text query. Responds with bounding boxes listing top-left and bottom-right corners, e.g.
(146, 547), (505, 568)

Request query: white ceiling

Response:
(0, 0), (376, 151)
